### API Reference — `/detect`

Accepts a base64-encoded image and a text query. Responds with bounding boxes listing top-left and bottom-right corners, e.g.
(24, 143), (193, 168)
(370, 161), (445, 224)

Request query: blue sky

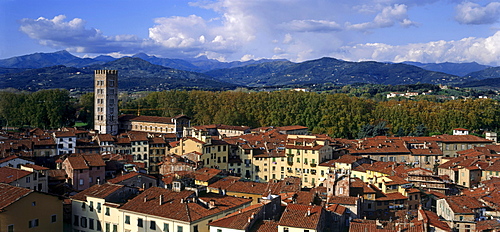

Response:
(2, 0), (500, 65)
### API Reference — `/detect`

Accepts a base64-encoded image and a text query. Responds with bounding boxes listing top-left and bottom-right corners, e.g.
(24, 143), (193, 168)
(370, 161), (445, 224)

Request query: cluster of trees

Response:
(2, 89), (499, 139)
(121, 90), (500, 139)
(0, 89), (76, 129)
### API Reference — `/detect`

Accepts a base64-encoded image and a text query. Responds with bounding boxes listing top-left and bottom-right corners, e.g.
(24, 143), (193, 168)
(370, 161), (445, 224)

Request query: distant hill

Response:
(0, 50), (285, 72)
(0, 50), (102, 69)
(2, 51), (500, 90)
(0, 57), (239, 91)
(459, 77), (500, 90)
(206, 57), (464, 87)
(402, 61), (490, 77)
(204, 60), (296, 86)
(464, 66), (500, 80)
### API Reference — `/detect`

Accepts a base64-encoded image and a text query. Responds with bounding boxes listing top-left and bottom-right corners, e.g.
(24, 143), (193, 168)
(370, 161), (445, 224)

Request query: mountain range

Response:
(1, 50), (500, 91)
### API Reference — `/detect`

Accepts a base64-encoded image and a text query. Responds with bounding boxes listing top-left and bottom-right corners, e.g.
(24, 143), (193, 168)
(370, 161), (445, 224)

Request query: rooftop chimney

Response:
(209, 200), (216, 209)
(159, 195), (163, 205)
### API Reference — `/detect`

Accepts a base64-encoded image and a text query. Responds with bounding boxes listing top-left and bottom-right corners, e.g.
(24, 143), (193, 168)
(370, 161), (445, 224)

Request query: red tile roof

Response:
(71, 183), (126, 201)
(328, 196), (358, 205)
(433, 134), (493, 143)
(418, 210), (451, 231)
(250, 220), (279, 232)
(0, 183), (33, 212)
(66, 154), (106, 169)
(208, 203), (263, 230)
(120, 187), (252, 222)
(278, 204), (323, 230)
(0, 167), (32, 183)
(326, 203), (346, 215)
(277, 125), (308, 131)
(21, 163), (49, 170)
(226, 181), (268, 195)
(107, 172), (157, 184)
(54, 131), (76, 137)
(445, 195), (485, 214)
(96, 134), (115, 142)
(376, 192), (408, 201)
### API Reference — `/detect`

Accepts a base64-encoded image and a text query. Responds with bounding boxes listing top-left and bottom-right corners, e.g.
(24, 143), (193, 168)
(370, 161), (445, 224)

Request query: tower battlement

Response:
(94, 70), (118, 75)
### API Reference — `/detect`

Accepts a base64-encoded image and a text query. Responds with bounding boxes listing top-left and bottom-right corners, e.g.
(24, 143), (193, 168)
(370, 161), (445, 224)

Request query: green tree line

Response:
(120, 90), (500, 138)
(0, 89), (76, 129)
(2, 89), (499, 139)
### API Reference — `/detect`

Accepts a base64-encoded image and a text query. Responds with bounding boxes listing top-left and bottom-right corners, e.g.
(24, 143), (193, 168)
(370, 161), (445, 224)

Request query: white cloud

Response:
(240, 54), (254, 61)
(336, 31), (500, 66)
(279, 19), (342, 32)
(149, 15), (208, 48)
(455, 1), (500, 25)
(347, 4), (415, 30)
(19, 15), (143, 54)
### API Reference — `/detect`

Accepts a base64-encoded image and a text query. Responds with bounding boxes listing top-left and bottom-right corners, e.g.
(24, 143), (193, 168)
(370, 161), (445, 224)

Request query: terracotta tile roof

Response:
(116, 136), (131, 144)
(418, 209), (451, 231)
(226, 181), (268, 195)
(278, 204), (323, 229)
(376, 192), (408, 201)
(128, 115), (175, 124)
(96, 134), (115, 142)
(208, 203), (263, 229)
(318, 159), (336, 167)
(349, 219), (425, 232)
(0, 167), (32, 183)
(48, 169), (67, 181)
(348, 137), (410, 154)
(486, 159), (500, 171)
(208, 177), (240, 190)
(149, 137), (166, 144)
(66, 154), (106, 169)
(294, 191), (316, 205)
(120, 187), (252, 222)
(383, 175), (410, 186)
(194, 124), (250, 132)
(432, 134), (493, 143)
(354, 161), (398, 175)
(335, 154), (366, 164)
(445, 195), (485, 214)
(0, 155), (22, 164)
(107, 172), (157, 184)
(53, 131), (76, 137)
(277, 125), (308, 131)
(33, 137), (55, 146)
(71, 183), (126, 201)
(328, 196), (358, 205)
(183, 137), (206, 145)
(128, 132), (148, 142)
(194, 168), (222, 182)
(326, 203), (346, 215)
(0, 183), (33, 212)
(350, 178), (377, 194)
(264, 177), (301, 195)
(425, 190), (447, 199)
(476, 219), (500, 232)
(284, 144), (324, 150)
(21, 163), (49, 170)
(249, 220), (279, 232)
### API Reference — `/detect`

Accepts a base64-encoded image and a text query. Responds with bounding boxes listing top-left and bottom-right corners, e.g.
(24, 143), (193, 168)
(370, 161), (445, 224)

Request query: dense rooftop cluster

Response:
(1, 123), (500, 231)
